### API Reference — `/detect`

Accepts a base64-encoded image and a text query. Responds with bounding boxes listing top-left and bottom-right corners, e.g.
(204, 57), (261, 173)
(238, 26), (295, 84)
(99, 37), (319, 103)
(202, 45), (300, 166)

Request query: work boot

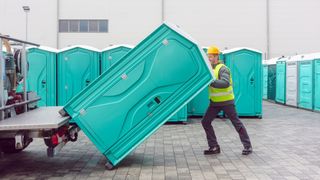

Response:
(204, 145), (220, 155)
(242, 146), (252, 155)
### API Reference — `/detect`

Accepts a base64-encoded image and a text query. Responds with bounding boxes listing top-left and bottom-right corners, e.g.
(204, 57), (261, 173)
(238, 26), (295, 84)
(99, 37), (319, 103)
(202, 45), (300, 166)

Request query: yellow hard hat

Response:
(207, 46), (220, 55)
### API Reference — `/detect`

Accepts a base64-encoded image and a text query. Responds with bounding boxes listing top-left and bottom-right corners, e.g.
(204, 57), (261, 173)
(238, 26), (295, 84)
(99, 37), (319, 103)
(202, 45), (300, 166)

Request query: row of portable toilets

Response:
(20, 45), (263, 122)
(263, 53), (320, 112)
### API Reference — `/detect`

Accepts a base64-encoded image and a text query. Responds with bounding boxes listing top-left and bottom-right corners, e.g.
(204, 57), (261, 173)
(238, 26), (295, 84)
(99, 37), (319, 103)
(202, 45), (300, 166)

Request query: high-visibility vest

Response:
(209, 63), (235, 102)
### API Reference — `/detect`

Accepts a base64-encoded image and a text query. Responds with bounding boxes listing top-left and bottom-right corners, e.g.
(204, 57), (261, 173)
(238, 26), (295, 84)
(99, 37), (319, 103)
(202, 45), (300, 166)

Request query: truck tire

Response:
(0, 138), (32, 154)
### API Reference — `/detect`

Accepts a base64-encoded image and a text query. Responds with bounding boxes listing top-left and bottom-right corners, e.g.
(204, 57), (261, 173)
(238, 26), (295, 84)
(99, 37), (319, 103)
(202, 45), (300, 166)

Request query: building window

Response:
(79, 20), (89, 32)
(59, 20), (68, 32)
(69, 20), (79, 32)
(89, 20), (98, 32)
(59, 19), (109, 33)
(99, 20), (108, 32)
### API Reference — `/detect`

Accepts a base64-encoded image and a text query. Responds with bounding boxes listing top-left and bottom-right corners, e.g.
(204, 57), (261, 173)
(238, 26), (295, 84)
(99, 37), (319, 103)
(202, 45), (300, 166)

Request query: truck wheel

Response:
(0, 138), (32, 154)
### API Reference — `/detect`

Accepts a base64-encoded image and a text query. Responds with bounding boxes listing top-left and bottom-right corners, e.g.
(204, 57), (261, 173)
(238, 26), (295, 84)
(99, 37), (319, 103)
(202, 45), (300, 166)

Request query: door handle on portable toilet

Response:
(147, 96), (161, 109)
(41, 80), (46, 88)
(250, 77), (254, 85)
(85, 80), (90, 86)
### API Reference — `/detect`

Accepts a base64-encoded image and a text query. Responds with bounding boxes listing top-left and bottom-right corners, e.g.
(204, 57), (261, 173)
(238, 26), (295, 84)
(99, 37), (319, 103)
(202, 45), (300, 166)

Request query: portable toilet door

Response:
(101, 45), (133, 73)
(27, 46), (58, 106)
(223, 47), (263, 117)
(263, 60), (268, 99)
(286, 55), (299, 107)
(314, 54), (320, 112)
(57, 45), (100, 106)
(297, 54), (316, 110)
(267, 57), (278, 101)
(275, 57), (287, 104)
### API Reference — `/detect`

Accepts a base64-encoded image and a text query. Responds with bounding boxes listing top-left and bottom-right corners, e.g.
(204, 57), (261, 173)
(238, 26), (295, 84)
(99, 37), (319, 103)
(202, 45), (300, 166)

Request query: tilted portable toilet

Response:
(60, 22), (214, 168)
(263, 60), (268, 99)
(222, 47), (263, 117)
(57, 45), (100, 106)
(286, 55), (299, 107)
(267, 57), (278, 101)
(297, 54), (316, 110)
(314, 54), (320, 112)
(27, 46), (58, 106)
(187, 47), (210, 116)
(101, 45), (133, 73)
(275, 57), (287, 104)
(101, 45), (187, 122)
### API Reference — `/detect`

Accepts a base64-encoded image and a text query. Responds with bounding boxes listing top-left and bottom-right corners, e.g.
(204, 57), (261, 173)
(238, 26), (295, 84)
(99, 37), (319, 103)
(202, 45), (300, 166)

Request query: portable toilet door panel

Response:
(286, 56), (299, 107)
(267, 58), (277, 101)
(314, 58), (320, 111)
(57, 46), (100, 106)
(188, 87), (209, 116)
(167, 106), (188, 122)
(61, 23), (214, 168)
(263, 64), (268, 99)
(27, 47), (58, 106)
(101, 45), (132, 73)
(223, 48), (263, 117)
(267, 64), (277, 101)
(298, 55), (315, 110)
(275, 59), (286, 104)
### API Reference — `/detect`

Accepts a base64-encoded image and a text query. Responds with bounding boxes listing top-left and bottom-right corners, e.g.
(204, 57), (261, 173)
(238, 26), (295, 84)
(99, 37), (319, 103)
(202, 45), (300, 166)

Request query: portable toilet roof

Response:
(27, 46), (59, 53)
(222, 47), (263, 54)
(266, 57), (282, 65)
(58, 45), (101, 52)
(101, 44), (134, 52)
(300, 52), (320, 61)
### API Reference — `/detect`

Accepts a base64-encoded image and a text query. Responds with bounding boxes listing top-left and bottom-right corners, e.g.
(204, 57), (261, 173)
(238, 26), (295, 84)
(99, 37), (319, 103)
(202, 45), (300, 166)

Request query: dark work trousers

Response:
(201, 103), (252, 148)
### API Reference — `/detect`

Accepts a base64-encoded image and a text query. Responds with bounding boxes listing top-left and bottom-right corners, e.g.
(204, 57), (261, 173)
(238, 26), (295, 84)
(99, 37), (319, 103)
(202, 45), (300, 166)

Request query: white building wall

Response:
(0, 0), (57, 48)
(269, 0), (320, 58)
(1, 0), (320, 58)
(164, 0), (267, 56)
(58, 0), (162, 49)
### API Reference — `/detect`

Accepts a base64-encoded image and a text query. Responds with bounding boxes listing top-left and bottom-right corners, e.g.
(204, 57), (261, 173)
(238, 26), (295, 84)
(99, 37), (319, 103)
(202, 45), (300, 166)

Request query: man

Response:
(202, 46), (252, 155)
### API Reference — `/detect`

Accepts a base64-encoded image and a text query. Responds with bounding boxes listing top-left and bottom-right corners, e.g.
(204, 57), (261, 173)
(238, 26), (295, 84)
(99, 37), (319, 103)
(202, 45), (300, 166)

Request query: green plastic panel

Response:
(267, 64), (276, 101)
(167, 106), (188, 122)
(263, 65), (268, 99)
(188, 87), (210, 116)
(62, 23), (213, 167)
(101, 45), (132, 73)
(275, 61), (286, 104)
(27, 47), (57, 106)
(57, 46), (100, 106)
(314, 59), (320, 111)
(224, 48), (262, 117)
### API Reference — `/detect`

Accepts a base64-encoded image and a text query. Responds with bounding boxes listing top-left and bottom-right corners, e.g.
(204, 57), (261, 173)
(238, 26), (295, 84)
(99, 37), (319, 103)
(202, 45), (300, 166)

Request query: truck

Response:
(0, 35), (79, 157)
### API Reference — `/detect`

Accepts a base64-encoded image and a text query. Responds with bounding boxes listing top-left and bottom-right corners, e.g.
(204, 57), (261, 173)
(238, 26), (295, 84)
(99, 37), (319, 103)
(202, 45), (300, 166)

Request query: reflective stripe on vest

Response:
(209, 63), (235, 102)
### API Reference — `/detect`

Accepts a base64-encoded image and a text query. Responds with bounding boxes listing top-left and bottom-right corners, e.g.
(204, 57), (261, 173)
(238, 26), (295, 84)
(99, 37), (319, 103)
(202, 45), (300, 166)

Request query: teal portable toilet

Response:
(27, 46), (58, 106)
(262, 60), (268, 100)
(222, 47), (263, 117)
(60, 22), (214, 169)
(314, 54), (320, 112)
(275, 57), (287, 104)
(187, 47), (210, 116)
(57, 45), (100, 106)
(286, 55), (299, 107)
(167, 106), (188, 122)
(101, 45), (133, 73)
(267, 58), (278, 101)
(297, 53), (319, 110)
